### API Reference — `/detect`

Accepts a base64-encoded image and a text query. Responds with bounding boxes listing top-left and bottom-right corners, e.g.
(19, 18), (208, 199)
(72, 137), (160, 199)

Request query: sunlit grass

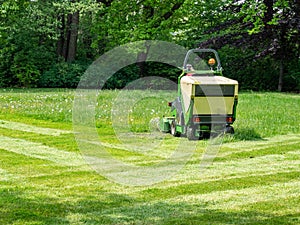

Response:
(0, 89), (299, 224)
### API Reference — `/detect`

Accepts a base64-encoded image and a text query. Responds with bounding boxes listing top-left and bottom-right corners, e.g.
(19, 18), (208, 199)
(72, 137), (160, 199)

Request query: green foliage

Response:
(92, 0), (184, 51)
(39, 61), (90, 88)
(0, 0), (57, 87)
(219, 45), (300, 92)
(181, 0), (299, 92)
(0, 40), (56, 87)
(0, 47), (16, 87)
(103, 64), (140, 89)
(284, 59), (300, 92)
(103, 62), (180, 89)
(142, 62), (181, 81)
(12, 63), (40, 88)
(0, 0), (299, 91)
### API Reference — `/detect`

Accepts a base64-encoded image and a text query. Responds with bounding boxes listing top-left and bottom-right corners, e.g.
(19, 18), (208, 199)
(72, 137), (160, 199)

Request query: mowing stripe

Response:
(101, 180), (300, 221)
(80, 135), (299, 182)
(221, 134), (300, 155)
(165, 148), (300, 186)
(0, 132), (298, 186)
(84, 138), (185, 158)
(0, 119), (72, 136)
(83, 134), (300, 159)
(169, 180), (300, 210)
(0, 135), (85, 166)
(220, 140), (300, 158)
(0, 168), (17, 181)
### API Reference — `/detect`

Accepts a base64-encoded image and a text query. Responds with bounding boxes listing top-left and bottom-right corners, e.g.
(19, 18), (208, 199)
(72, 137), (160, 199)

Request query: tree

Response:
(241, 0), (299, 91)
(56, 0), (92, 62)
(0, 0), (58, 87)
(177, 0), (300, 91)
(96, 0), (185, 77)
(0, 0), (298, 90)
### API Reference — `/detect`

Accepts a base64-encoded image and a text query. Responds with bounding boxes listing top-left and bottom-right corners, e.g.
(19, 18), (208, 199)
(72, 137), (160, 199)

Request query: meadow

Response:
(0, 88), (299, 224)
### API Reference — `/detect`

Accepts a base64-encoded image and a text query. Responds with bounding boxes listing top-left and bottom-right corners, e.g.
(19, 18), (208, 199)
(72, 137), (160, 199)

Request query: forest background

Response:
(0, 0), (299, 91)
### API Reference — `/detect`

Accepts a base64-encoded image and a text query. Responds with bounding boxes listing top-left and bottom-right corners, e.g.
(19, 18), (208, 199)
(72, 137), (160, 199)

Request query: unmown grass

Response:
(98, 91), (300, 140)
(0, 89), (299, 224)
(1, 89), (299, 139)
(234, 91), (300, 139)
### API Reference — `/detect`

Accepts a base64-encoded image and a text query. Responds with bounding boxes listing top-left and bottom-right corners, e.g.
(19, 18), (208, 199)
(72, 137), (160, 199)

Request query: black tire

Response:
(187, 127), (198, 141)
(203, 131), (211, 139)
(225, 126), (234, 134)
(171, 121), (180, 137)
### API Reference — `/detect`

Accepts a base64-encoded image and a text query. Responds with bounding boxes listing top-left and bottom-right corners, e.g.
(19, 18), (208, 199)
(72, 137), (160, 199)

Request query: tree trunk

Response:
(136, 42), (151, 77)
(56, 14), (65, 58)
(278, 59), (283, 92)
(66, 11), (79, 62)
(277, 22), (288, 92)
(263, 0), (274, 26)
(56, 10), (79, 62)
(62, 14), (72, 60)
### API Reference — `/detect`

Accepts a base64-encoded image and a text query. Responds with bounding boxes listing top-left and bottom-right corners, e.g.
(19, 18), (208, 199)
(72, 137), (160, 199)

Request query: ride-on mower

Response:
(160, 49), (238, 140)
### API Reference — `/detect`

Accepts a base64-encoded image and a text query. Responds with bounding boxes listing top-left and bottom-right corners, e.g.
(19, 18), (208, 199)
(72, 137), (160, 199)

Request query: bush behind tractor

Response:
(160, 49), (238, 140)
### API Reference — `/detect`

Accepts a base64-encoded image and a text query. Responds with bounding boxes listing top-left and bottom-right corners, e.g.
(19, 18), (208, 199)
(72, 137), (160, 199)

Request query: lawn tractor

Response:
(160, 49), (238, 140)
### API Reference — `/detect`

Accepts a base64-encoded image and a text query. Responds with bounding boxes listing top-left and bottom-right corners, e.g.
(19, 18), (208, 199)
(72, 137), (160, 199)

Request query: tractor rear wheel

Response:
(171, 121), (180, 137)
(225, 126), (234, 134)
(187, 127), (198, 141)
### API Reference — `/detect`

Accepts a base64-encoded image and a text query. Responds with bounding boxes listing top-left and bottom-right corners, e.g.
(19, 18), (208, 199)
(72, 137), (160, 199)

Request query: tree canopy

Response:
(0, 0), (299, 91)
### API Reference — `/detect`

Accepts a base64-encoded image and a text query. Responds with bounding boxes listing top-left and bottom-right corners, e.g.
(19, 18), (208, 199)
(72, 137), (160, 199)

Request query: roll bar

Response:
(183, 48), (222, 72)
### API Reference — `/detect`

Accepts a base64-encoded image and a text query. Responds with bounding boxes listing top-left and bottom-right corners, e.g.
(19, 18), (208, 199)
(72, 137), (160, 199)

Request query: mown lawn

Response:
(0, 89), (299, 224)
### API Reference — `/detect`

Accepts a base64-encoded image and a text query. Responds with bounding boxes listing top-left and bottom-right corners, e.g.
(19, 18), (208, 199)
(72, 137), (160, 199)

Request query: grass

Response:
(0, 88), (299, 224)
(234, 92), (300, 138)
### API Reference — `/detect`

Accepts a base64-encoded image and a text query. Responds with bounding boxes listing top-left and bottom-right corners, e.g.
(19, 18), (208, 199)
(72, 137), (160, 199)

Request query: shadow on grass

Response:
(1, 182), (299, 225)
(82, 200), (299, 225)
(171, 127), (264, 142)
(232, 127), (264, 141)
(0, 189), (71, 224)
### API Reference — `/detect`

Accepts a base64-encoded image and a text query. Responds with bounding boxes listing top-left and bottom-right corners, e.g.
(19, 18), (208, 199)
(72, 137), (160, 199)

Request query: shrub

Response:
(103, 62), (181, 89)
(39, 61), (90, 88)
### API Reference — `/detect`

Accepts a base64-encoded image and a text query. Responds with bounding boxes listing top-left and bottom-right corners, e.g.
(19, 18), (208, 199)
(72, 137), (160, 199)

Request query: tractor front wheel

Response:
(171, 121), (180, 137)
